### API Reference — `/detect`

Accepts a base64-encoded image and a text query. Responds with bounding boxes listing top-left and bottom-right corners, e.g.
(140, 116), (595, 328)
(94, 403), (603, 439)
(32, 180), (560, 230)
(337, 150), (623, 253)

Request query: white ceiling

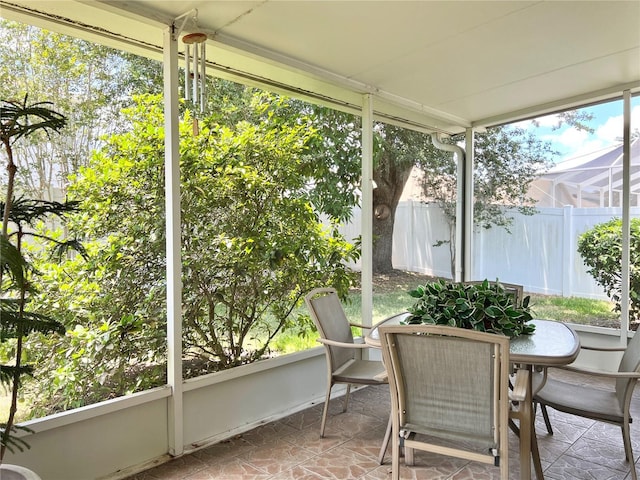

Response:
(2, 0), (640, 134)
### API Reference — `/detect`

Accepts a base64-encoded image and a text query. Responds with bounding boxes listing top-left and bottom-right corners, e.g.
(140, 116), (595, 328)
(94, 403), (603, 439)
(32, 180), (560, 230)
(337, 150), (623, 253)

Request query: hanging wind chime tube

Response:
(184, 42), (191, 102)
(182, 32), (208, 135)
(182, 32), (208, 112)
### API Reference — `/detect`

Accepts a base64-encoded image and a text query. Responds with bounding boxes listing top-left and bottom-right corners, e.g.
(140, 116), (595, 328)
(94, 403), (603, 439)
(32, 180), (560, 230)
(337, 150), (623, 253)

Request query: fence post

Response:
(406, 200), (414, 271)
(562, 205), (574, 297)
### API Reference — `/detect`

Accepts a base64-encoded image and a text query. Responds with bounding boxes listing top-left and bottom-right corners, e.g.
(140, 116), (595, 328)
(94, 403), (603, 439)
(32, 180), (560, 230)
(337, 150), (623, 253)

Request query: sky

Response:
(515, 97), (640, 163)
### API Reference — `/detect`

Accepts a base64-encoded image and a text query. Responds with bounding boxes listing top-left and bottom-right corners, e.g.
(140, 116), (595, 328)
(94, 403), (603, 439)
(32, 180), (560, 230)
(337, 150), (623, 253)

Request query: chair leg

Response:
(531, 425), (544, 480)
(622, 423), (637, 480)
(404, 432), (415, 466)
(320, 384), (333, 438)
(540, 403), (553, 435)
(405, 446), (415, 466)
(343, 383), (352, 413)
(378, 413), (392, 464)
(391, 426), (400, 480)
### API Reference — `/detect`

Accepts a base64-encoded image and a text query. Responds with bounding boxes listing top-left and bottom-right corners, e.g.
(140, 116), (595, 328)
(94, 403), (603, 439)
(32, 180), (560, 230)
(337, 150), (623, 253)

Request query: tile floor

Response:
(124, 369), (640, 479)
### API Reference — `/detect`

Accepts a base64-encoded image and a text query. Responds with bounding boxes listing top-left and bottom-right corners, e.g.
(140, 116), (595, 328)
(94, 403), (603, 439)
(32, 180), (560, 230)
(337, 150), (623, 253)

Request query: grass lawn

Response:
(273, 270), (620, 353)
(1, 270), (621, 421)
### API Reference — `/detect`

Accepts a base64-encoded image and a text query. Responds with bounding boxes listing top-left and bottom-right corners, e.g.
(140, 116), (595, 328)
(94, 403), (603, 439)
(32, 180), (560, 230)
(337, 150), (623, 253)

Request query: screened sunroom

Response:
(0, 1), (639, 479)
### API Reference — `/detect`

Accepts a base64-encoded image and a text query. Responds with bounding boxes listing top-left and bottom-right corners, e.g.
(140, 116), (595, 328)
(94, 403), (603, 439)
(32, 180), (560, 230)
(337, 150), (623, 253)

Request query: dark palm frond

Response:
(49, 238), (88, 262)
(0, 365), (33, 387)
(0, 95), (67, 146)
(0, 308), (65, 338)
(1, 198), (81, 228)
(0, 424), (34, 454)
(0, 235), (27, 289)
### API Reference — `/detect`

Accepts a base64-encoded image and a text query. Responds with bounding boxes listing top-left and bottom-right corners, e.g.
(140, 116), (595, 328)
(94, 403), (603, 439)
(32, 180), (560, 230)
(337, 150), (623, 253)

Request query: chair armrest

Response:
(316, 338), (370, 349)
(509, 369), (529, 402)
(559, 365), (640, 379)
(580, 344), (626, 352)
(349, 321), (373, 330)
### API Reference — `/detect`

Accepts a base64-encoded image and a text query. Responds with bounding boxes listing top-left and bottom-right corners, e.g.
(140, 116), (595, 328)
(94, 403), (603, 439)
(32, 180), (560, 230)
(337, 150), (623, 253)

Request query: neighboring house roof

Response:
(528, 137), (640, 208)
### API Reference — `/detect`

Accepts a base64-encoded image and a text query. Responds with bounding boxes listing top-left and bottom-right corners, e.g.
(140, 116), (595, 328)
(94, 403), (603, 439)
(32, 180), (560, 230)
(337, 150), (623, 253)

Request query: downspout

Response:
(361, 94), (374, 330)
(431, 133), (467, 282)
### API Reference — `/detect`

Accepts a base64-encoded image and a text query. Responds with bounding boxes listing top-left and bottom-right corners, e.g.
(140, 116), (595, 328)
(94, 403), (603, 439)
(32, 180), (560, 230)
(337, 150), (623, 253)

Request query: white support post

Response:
(406, 199), (414, 271)
(163, 25), (184, 457)
(621, 90), (631, 339)
(361, 94), (374, 329)
(577, 185), (582, 208)
(609, 168), (614, 207)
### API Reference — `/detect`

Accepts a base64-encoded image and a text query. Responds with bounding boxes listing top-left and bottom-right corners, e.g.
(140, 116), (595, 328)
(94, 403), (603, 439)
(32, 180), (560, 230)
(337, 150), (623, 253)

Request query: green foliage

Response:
(406, 279), (535, 337)
(26, 317), (165, 417)
(0, 96), (67, 146)
(577, 217), (640, 323)
(21, 237), (167, 415)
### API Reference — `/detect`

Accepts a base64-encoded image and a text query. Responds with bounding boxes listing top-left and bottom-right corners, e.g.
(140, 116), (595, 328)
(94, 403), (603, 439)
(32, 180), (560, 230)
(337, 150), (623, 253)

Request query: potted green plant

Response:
(1, 97), (83, 478)
(406, 278), (535, 337)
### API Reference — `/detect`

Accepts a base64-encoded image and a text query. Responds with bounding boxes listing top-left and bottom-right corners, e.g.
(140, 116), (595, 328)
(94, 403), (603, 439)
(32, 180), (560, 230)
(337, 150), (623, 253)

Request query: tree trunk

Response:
(371, 155), (413, 273)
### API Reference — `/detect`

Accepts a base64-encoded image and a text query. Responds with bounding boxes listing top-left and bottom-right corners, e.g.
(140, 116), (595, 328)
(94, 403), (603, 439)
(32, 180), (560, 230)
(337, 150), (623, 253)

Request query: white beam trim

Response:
(163, 25), (184, 456)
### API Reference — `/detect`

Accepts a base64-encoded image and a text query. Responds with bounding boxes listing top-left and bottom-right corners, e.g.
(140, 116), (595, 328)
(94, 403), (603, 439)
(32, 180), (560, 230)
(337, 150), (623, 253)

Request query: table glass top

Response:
(368, 315), (580, 366)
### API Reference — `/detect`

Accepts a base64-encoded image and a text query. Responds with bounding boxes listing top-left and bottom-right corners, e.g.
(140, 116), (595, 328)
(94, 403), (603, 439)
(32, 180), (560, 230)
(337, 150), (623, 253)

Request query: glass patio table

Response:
(366, 313), (580, 480)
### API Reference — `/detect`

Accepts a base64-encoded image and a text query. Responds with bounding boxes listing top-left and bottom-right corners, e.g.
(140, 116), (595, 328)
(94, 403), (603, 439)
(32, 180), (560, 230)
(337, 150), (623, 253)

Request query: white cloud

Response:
(542, 126), (591, 154)
(534, 113), (563, 128)
(594, 105), (640, 143)
(557, 127), (589, 148)
(510, 102), (640, 162)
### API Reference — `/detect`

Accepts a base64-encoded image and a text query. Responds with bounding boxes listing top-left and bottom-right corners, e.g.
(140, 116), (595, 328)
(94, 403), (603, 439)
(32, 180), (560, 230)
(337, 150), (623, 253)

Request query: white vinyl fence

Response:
(339, 202), (640, 300)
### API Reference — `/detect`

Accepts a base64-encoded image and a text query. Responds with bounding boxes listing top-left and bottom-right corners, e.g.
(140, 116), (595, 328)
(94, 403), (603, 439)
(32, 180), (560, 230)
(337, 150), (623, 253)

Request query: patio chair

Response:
(463, 280), (524, 307)
(534, 331), (640, 480)
(378, 324), (528, 480)
(304, 287), (388, 438)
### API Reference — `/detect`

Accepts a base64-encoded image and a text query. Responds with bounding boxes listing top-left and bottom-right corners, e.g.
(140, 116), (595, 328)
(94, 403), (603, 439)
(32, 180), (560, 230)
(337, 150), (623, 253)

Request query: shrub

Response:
(577, 218), (640, 324)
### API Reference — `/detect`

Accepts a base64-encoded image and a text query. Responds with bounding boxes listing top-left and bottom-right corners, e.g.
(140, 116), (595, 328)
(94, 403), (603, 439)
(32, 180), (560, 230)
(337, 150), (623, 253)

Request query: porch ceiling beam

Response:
(474, 82), (640, 129)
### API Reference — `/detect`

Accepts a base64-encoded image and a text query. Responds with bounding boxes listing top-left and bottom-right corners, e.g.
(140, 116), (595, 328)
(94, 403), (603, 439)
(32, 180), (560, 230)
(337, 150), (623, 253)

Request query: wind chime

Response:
(175, 9), (208, 135)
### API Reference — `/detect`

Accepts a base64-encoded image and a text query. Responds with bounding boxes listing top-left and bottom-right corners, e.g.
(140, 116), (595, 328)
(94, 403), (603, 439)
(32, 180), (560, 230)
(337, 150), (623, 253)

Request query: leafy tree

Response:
(577, 218), (640, 325)
(369, 124), (446, 272)
(24, 93), (358, 418)
(417, 126), (555, 276)
(257, 106), (556, 275)
(0, 20), (162, 200)
(301, 111), (592, 275)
